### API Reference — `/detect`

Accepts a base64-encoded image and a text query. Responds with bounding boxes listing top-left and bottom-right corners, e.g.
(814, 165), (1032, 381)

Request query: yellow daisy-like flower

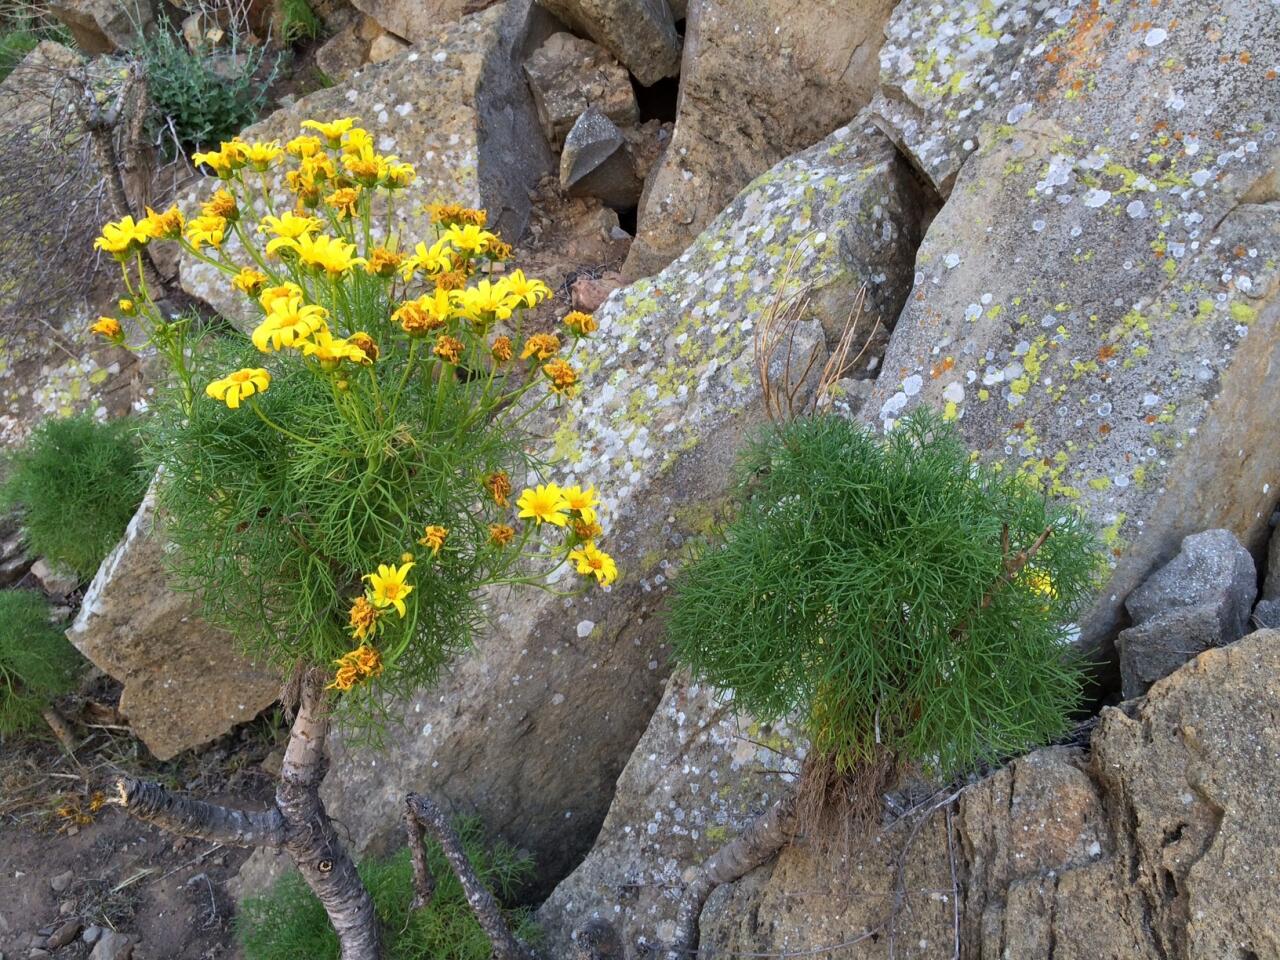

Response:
(301, 116), (359, 146)
(400, 239), (457, 279)
(90, 316), (122, 340)
(295, 234), (364, 275)
(563, 310), (597, 336)
(433, 334), (464, 364)
(383, 162), (416, 189)
(141, 204), (184, 240)
(191, 141), (247, 177)
(232, 267), (270, 297)
(118, 298), (136, 315)
(394, 290), (453, 336)
(561, 484), (599, 524)
(520, 332), (560, 361)
(488, 523), (515, 546)
(342, 144), (390, 186)
(434, 270), (468, 291)
(243, 140), (283, 171)
(259, 282), (304, 314)
(484, 238), (513, 260)
(457, 279), (518, 326)
(572, 518), (603, 542)
(443, 223), (499, 256)
(501, 270), (551, 308)
(364, 246), (403, 277)
(418, 525), (448, 556)
(542, 357), (578, 396)
(299, 327), (369, 368)
(205, 367), (270, 409)
(286, 134), (324, 158)
(325, 186), (360, 220)
(201, 188), (238, 222)
(326, 643), (383, 691)
(364, 561), (414, 617)
(252, 296), (329, 352)
(569, 542), (617, 587)
(490, 335), (513, 363)
(517, 483), (569, 527)
(260, 211), (321, 240)
(185, 214), (228, 251)
(340, 126), (373, 155)
(485, 470), (512, 508)
(426, 203), (487, 227)
(348, 331), (379, 362)
(94, 215), (150, 258)
(347, 596), (381, 641)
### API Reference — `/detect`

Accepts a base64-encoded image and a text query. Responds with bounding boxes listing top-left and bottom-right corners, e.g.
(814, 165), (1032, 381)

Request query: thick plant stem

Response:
(116, 668), (382, 960)
(404, 793), (534, 960)
(666, 792), (799, 960)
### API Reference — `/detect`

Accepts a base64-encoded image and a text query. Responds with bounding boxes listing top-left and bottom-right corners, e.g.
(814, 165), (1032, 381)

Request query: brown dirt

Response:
(0, 680), (286, 960)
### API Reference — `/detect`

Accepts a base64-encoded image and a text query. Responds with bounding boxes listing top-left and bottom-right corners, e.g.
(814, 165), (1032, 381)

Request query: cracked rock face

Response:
(623, 0), (896, 279)
(548, 630), (1280, 960)
(864, 0), (1280, 656)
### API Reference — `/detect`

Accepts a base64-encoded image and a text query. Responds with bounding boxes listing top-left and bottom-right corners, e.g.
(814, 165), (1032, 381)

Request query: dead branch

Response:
(113, 777), (286, 847)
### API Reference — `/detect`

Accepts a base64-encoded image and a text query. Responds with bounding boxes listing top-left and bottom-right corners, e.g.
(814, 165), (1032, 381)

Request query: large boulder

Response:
(622, 0), (895, 279)
(865, 0), (1280, 657)
(179, 1), (555, 326)
(543, 629), (1280, 959)
(231, 121), (921, 898)
(535, 0), (681, 86)
(47, 0), (152, 53)
(66, 484), (280, 760)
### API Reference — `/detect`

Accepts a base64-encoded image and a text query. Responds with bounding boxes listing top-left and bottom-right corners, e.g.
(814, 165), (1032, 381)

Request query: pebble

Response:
(48, 871), (73, 894)
(82, 925), (103, 945)
(46, 920), (81, 949)
(89, 931), (133, 960)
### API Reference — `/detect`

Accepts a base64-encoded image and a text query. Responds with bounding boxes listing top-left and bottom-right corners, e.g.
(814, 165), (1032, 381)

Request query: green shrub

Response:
(667, 409), (1100, 782)
(277, 0), (322, 46)
(0, 28), (38, 82)
(2, 415), (147, 580)
(0, 589), (82, 735)
(135, 27), (277, 154)
(237, 818), (538, 960)
(0, 12), (71, 83)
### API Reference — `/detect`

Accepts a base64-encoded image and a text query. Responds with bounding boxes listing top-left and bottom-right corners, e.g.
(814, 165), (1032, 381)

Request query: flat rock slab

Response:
(865, 0), (1280, 653)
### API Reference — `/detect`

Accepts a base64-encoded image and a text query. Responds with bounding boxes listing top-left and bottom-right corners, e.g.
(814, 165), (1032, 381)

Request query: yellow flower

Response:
(205, 367), (270, 409)
(485, 470), (511, 507)
(484, 238), (513, 261)
(295, 234), (363, 275)
(400, 239), (456, 279)
(232, 267), (270, 297)
(326, 643), (383, 691)
(569, 542), (617, 586)
(90, 316), (122, 340)
(572, 518), (603, 542)
(325, 186), (360, 220)
(517, 483), (569, 527)
(347, 596), (381, 641)
(191, 141), (247, 177)
(260, 211), (321, 242)
(253, 296), (329, 352)
(141, 204), (184, 240)
(501, 269), (551, 308)
(301, 116), (358, 146)
(542, 358), (578, 396)
(1025, 568), (1056, 599)
(185, 214), (228, 251)
(563, 310), (597, 336)
(457, 279), (518, 326)
(434, 270), (467, 291)
(342, 144), (390, 186)
(561, 484), (599, 524)
(490, 335), (513, 363)
(94, 215), (150, 258)
(394, 290), (453, 336)
(426, 203), (487, 227)
(443, 223), (499, 256)
(364, 561), (414, 617)
(118, 298), (136, 315)
(364, 247), (403, 277)
(418, 525), (448, 556)
(488, 523), (514, 546)
(433, 334), (464, 364)
(259, 282), (304, 313)
(520, 332), (560, 361)
(201, 189), (238, 222)
(348, 331), (379, 362)
(243, 140), (283, 171)
(299, 327), (369, 368)
(286, 134), (324, 158)
(384, 162), (416, 189)
(340, 126), (373, 155)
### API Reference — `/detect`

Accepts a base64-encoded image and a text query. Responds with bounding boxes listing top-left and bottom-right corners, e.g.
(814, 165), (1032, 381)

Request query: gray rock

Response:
(560, 108), (642, 207)
(66, 483), (279, 761)
(1117, 604), (1222, 700)
(46, 0), (151, 53)
(88, 930), (132, 960)
(180, 2), (555, 329)
(864, 0), (1280, 660)
(1126, 529), (1256, 644)
(536, 0), (681, 86)
(524, 31), (639, 149)
(1263, 525), (1280, 601)
(81, 925), (102, 944)
(47, 871), (72, 894)
(30, 558), (78, 599)
(624, 0), (895, 278)
(1253, 598), (1280, 631)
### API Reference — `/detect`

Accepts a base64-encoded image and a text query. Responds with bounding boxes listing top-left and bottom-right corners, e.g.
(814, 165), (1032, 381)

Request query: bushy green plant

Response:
(668, 410), (1099, 782)
(0, 11), (70, 82)
(0, 589), (82, 735)
(135, 27), (276, 154)
(237, 818), (539, 960)
(0, 27), (38, 81)
(277, 0), (322, 46)
(2, 414), (147, 580)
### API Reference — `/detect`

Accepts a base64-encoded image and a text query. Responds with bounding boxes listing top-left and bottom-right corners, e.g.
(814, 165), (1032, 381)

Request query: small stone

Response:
(560, 108), (642, 208)
(88, 930), (132, 960)
(571, 273), (623, 313)
(46, 919), (81, 949)
(82, 925), (103, 945)
(30, 558), (78, 599)
(48, 871), (73, 894)
(367, 33), (409, 64)
(57, 898), (76, 916)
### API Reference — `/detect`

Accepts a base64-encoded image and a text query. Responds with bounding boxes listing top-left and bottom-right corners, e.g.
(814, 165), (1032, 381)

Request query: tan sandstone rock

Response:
(535, 0), (681, 86)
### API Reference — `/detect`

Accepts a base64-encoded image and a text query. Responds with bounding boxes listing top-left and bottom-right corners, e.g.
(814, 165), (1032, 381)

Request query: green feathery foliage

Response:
(277, 0), (322, 46)
(0, 589), (82, 735)
(667, 409), (1100, 779)
(237, 817), (538, 960)
(2, 414), (147, 580)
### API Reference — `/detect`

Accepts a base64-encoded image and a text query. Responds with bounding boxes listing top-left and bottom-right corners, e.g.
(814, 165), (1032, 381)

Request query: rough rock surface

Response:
(47, 0), (151, 53)
(241, 122), (923, 899)
(536, 0), (681, 86)
(623, 0), (895, 278)
(865, 0), (1280, 656)
(545, 630), (1280, 959)
(523, 31), (638, 149)
(343, 0), (485, 46)
(180, 1), (554, 327)
(66, 484), (279, 761)
(560, 107), (642, 207)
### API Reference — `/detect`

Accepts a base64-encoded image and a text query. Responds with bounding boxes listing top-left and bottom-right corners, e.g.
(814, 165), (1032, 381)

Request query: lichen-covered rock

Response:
(179, 1), (554, 327)
(553, 630), (1280, 959)
(866, 0), (1280, 656)
(524, 31), (638, 149)
(535, 0), (681, 86)
(66, 484), (279, 760)
(296, 122), (923, 898)
(623, 0), (895, 278)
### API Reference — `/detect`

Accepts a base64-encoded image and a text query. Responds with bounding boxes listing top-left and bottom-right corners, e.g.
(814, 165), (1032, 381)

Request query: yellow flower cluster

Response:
(515, 482), (616, 585)
(326, 644), (383, 692)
